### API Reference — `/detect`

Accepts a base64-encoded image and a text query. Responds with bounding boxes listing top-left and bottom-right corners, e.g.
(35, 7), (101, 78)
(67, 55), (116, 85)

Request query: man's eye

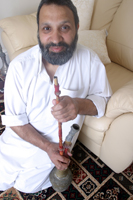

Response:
(61, 26), (69, 31)
(43, 27), (50, 31)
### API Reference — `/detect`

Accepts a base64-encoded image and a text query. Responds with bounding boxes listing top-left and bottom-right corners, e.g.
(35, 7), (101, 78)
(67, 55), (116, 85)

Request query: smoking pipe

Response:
(49, 123), (80, 192)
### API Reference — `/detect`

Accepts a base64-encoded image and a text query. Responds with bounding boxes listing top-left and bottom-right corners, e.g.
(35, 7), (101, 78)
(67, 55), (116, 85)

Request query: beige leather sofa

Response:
(79, 0), (133, 173)
(0, 0), (133, 173)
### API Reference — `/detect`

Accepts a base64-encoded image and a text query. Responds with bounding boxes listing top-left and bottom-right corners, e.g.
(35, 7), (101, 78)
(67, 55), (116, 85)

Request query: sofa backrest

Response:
(91, 0), (123, 31)
(107, 0), (133, 72)
(0, 13), (37, 61)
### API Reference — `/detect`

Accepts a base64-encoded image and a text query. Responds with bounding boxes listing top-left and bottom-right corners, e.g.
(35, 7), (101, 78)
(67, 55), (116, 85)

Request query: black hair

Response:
(37, 0), (79, 30)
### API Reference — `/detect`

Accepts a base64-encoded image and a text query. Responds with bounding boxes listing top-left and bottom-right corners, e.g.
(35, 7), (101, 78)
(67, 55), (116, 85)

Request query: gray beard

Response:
(38, 33), (78, 65)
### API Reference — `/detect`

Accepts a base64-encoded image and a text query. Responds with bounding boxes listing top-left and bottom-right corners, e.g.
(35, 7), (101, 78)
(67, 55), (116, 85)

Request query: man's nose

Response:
(51, 30), (63, 44)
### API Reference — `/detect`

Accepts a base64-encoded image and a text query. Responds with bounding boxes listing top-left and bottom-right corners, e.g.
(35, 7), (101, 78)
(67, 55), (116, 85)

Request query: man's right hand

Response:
(46, 142), (71, 170)
(11, 124), (71, 170)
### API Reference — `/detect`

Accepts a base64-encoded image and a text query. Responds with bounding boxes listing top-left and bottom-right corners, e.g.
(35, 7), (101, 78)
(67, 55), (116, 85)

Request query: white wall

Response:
(0, 0), (40, 20)
(0, 0), (41, 68)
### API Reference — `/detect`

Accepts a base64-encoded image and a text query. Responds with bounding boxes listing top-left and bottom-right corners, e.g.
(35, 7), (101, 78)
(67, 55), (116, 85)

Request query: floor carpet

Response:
(0, 102), (133, 199)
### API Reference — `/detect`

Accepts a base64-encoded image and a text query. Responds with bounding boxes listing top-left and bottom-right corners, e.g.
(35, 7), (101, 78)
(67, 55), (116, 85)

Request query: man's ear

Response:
(77, 24), (79, 30)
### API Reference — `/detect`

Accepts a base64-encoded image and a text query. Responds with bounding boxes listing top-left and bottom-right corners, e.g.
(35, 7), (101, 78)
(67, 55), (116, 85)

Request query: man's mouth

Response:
(49, 46), (65, 53)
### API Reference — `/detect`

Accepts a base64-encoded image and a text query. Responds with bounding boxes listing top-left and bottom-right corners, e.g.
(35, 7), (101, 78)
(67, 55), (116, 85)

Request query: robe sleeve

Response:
(2, 61), (29, 126)
(86, 52), (112, 118)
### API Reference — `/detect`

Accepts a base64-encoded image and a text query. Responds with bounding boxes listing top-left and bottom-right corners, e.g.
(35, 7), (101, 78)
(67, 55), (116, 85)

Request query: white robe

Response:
(0, 44), (112, 193)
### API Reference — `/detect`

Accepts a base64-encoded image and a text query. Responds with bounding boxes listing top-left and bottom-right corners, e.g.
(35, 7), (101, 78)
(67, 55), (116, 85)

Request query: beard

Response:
(38, 32), (78, 65)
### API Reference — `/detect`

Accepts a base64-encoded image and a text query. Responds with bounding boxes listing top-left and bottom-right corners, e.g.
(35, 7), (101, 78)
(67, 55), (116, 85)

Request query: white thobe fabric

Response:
(0, 44), (112, 193)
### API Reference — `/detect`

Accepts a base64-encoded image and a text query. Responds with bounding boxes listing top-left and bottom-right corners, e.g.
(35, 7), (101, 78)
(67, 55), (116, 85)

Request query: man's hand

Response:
(51, 96), (98, 122)
(46, 142), (72, 170)
(51, 96), (79, 123)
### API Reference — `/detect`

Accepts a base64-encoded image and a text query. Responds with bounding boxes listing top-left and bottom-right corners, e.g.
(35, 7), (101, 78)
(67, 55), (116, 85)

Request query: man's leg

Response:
(14, 164), (54, 193)
(0, 153), (19, 191)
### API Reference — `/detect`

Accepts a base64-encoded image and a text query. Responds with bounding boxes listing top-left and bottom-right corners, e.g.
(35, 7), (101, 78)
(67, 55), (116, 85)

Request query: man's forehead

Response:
(39, 4), (75, 24)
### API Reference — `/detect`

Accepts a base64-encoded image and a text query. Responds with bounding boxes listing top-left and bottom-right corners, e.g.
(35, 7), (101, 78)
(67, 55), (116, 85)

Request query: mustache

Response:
(45, 42), (69, 51)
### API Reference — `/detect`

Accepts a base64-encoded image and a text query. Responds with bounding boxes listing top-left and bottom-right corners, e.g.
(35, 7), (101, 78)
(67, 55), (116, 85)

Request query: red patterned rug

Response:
(0, 102), (133, 199)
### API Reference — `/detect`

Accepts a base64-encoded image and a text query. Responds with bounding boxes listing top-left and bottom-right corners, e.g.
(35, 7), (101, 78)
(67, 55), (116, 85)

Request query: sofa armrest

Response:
(105, 80), (133, 118)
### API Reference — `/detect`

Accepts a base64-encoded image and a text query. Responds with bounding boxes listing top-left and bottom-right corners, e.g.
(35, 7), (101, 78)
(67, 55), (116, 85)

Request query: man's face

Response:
(38, 4), (78, 65)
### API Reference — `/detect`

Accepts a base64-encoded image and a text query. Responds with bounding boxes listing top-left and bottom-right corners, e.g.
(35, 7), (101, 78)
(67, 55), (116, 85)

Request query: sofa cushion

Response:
(107, 0), (133, 71)
(78, 30), (111, 65)
(72, 0), (95, 31)
(0, 13), (38, 53)
(91, 0), (122, 31)
(105, 80), (133, 118)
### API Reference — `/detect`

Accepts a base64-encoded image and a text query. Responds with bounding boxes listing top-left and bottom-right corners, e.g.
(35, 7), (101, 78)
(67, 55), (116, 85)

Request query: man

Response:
(0, 0), (112, 193)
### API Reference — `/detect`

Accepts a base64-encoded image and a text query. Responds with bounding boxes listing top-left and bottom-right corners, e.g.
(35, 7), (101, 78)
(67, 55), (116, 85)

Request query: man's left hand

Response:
(51, 96), (78, 122)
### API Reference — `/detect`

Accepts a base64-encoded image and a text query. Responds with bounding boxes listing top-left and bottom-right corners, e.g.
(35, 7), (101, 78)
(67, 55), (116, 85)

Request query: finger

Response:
(52, 99), (57, 106)
(59, 155), (70, 164)
(55, 158), (70, 170)
(56, 162), (69, 170)
(52, 96), (70, 111)
(53, 151), (70, 164)
(63, 148), (72, 157)
(52, 101), (67, 112)
(67, 149), (72, 157)
(56, 113), (77, 123)
(52, 106), (77, 121)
